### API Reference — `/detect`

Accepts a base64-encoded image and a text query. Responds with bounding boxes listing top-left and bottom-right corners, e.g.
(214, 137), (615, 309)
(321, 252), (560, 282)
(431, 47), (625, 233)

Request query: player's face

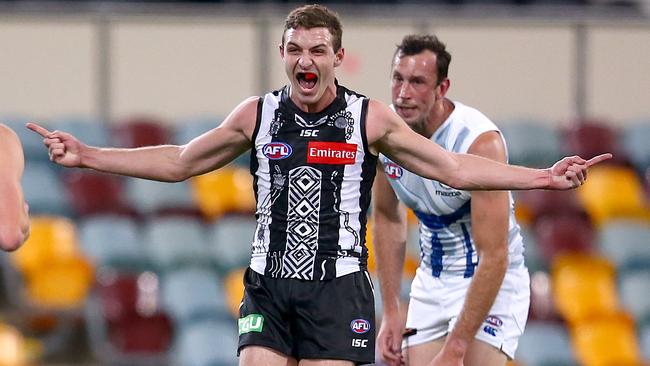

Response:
(281, 26), (343, 112)
(391, 50), (443, 128)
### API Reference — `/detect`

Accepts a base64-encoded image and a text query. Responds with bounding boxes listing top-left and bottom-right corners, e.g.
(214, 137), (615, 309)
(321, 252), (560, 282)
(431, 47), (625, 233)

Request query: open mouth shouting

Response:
(297, 72), (318, 91)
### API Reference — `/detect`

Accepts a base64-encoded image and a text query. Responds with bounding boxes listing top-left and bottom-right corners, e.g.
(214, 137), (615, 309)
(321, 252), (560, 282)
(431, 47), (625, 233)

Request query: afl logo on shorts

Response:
(263, 142), (292, 160)
(350, 319), (371, 334)
(384, 163), (403, 179)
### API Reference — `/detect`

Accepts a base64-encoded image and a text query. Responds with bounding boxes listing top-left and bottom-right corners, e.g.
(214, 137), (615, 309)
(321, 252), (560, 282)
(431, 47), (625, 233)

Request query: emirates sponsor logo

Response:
(307, 141), (357, 165)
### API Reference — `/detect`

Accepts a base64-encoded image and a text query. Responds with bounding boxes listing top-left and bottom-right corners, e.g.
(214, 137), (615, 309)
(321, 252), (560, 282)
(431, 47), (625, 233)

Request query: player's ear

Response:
(436, 78), (450, 99)
(279, 44), (285, 59)
(334, 47), (345, 67)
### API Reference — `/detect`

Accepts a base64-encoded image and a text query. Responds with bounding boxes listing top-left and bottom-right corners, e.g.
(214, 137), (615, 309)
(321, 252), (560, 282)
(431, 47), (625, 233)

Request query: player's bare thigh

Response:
(239, 345), (298, 366)
(404, 337), (445, 365)
(465, 339), (507, 366)
(404, 337), (507, 366)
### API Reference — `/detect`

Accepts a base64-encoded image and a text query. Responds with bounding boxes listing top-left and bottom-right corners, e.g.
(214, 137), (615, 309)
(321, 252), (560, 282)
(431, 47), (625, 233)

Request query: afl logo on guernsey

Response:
(263, 142), (293, 160)
(350, 319), (371, 334)
(384, 163), (403, 179)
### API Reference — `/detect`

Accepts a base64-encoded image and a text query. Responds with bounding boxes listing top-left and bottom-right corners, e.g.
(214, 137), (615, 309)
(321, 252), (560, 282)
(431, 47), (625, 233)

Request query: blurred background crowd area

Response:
(0, 1), (649, 366)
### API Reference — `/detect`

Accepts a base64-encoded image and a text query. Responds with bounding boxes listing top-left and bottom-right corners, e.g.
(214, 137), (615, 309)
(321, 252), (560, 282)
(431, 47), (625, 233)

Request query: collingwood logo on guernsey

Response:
(307, 141), (357, 165)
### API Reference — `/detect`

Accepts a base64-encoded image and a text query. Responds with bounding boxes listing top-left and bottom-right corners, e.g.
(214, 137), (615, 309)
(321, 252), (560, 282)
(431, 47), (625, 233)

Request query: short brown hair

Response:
(283, 4), (343, 52)
(394, 34), (452, 83)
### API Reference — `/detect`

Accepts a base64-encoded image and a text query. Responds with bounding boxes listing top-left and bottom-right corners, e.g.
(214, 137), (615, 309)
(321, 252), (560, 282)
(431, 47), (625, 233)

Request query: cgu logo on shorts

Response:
(239, 314), (264, 335)
(307, 141), (357, 165)
(263, 142), (293, 160)
(384, 162), (403, 179)
(350, 319), (371, 334)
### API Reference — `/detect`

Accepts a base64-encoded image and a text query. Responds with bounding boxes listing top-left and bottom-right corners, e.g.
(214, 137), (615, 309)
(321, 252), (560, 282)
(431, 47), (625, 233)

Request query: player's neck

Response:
(289, 83), (337, 114)
(424, 98), (454, 138)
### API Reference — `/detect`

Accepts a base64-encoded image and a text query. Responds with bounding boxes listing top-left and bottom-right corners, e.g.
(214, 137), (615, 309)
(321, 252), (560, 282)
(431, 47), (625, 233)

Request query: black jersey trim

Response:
(359, 98), (376, 158)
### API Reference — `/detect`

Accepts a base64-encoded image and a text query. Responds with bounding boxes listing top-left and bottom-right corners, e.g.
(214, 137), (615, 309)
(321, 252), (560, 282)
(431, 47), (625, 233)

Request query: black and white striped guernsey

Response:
(248, 84), (377, 280)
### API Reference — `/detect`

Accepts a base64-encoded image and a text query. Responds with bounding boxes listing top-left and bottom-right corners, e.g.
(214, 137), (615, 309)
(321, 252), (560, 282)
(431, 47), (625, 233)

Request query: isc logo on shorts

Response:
(350, 319), (371, 334)
(307, 141), (357, 165)
(263, 142), (293, 160)
(384, 162), (403, 179)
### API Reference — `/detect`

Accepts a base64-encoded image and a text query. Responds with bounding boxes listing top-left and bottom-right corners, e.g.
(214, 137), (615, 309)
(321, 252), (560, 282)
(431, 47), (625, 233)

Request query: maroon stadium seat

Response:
(112, 117), (172, 148)
(533, 212), (595, 265)
(63, 170), (135, 217)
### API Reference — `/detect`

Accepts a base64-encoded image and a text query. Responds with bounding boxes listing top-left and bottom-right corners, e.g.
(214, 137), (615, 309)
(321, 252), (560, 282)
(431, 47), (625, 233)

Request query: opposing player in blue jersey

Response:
(28, 6), (608, 366)
(374, 34), (546, 366)
(0, 123), (30, 251)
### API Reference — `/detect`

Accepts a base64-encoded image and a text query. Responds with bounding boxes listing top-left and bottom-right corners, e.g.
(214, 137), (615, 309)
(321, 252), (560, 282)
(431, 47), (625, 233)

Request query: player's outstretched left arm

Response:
(366, 100), (611, 191)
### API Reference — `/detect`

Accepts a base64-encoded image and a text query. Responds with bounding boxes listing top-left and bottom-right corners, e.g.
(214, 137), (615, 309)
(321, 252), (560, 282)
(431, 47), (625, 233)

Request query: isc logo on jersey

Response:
(350, 319), (371, 334)
(384, 162), (403, 179)
(263, 142), (293, 160)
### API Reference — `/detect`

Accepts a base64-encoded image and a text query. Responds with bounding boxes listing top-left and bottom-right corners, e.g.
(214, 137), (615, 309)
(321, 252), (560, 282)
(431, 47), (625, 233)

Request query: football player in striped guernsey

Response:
(28, 6), (609, 366)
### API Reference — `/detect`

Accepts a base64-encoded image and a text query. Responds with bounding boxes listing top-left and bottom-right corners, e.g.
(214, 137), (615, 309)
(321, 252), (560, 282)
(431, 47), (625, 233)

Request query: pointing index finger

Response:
(586, 153), (613, 167)
(26, 122), (52, 138)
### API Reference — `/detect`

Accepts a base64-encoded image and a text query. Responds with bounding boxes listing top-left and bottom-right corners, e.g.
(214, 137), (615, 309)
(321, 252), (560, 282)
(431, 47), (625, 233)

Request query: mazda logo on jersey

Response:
(263, 142), (293, 160)
(350, 319), (371, 334)
(384, 162), (403, 179)
(307, 141), (357, 165)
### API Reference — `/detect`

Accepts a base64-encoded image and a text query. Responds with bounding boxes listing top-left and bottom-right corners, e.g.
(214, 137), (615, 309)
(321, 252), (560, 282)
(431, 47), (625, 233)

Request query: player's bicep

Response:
(180, 97), (257, 176)
(469, 131), (509, 253)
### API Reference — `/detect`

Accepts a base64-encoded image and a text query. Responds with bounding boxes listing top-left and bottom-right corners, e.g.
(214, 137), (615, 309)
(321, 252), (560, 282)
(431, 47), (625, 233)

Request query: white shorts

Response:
(403, 263), (530, 359)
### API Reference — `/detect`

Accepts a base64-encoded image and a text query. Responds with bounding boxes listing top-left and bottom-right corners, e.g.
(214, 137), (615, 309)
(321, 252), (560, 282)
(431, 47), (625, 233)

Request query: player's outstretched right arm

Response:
(27, 97), (258, 182)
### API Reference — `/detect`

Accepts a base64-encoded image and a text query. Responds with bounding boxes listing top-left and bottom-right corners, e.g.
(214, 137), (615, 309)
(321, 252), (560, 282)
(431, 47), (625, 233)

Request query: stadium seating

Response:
(190, 167), (256, 220)
(161, 266), (229, 325)
(124, 177), (200, 217)
(597, 219), (650, 272)
(112, 116), (172, 148)
(515, 189), (584, 223)
(223, 267), (246, 318)
(85, 269), (173, 365)
(78, 215), (147, 270)
(1, 117), (50, 163)
(533, 212), (595, 265)
(62, 170), (135, 217)
(49, 117), (111, 148)
(618, 269), (650, 325)
(576, 165), (650, 225)
(515, 321), (576, 366)
(142, 216), (209, 271)
(22, 162), (71, 217)
(174, 319), (238, 366)
(562, 119), (621, 162)
(499, 120), (562, 168)
(206, 215), (256, 273)
(551, 253), (619, 324)
(571, 312), (642, 366)
(621, 121), (650, 174)
(172, 117), (221, 145)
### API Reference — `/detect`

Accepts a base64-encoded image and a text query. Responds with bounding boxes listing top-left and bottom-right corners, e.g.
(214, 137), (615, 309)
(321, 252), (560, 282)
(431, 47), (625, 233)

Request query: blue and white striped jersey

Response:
(380, 101), (525, 278)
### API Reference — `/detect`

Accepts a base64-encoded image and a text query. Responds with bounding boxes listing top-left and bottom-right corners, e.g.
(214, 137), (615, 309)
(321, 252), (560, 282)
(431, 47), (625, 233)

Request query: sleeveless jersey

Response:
(380, 101), (525, 278)
(249, 84), (377, 280)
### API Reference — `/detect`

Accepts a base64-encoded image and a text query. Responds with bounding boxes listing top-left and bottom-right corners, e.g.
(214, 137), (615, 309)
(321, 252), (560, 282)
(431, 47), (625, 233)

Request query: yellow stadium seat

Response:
(571, 312), (642, 366)
(576, 166), (650, 225)
(25, 257), (95, 309)
(9, 215), (94, 311)
(12, 216), (79, 276)
(551, 253), (619, 324)
(190, 167), (256, 220)
(223, 267), (246, 318)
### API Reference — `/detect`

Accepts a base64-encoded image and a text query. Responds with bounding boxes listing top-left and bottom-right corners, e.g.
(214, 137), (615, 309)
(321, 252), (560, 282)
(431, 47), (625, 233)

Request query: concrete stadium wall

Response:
(0, 8), (648, 126)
